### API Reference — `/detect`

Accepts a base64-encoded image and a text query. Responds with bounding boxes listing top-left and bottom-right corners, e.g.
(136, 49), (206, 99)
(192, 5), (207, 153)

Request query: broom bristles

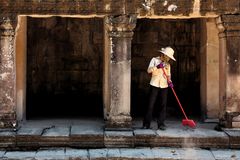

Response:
(182, 119), (196, 128)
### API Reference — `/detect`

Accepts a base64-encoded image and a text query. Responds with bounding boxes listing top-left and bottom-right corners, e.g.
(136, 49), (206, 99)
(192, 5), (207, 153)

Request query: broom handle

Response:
(161, 68), (189, 120)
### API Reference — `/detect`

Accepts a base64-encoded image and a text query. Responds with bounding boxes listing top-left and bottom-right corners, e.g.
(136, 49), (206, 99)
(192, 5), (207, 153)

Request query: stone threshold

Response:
(0, 119), (239, 150)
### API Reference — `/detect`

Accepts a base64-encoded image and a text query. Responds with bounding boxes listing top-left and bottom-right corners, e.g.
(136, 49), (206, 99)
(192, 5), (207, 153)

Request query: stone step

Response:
(1, 147), (240, 160)
(0, 120), (239, 150)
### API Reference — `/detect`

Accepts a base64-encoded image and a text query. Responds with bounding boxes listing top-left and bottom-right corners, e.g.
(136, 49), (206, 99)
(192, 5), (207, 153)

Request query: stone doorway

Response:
(16, 16), (220, 123)
(17, 16), (104, 119)
(131, 18), (220, 121)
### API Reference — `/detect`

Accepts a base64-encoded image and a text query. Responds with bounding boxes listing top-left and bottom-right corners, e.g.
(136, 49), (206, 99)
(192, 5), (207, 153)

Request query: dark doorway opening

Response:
(131, 18), (201, 120)
(26, 17), (104, 119)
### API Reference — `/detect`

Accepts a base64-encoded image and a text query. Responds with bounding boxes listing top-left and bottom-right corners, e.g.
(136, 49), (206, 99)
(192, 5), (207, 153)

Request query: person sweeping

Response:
(142, 46), (176, 130)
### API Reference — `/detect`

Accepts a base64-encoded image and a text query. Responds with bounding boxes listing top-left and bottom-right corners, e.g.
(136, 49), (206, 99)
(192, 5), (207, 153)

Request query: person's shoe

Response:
(158, 124), (166, 130)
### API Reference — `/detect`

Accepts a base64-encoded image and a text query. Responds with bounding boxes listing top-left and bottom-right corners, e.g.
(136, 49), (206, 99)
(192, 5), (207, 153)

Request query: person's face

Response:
(162, 54), (170, 62)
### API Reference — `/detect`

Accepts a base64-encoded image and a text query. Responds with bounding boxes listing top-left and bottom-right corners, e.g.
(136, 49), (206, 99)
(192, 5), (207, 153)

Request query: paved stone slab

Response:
(153, 148), (215, 160)
(134, 129), (157, 136)
(3, 151), (36, 160)
(89, 148), (108, 160)
(17, 127), (43, 136)
(152, 147), (182, 159)
(104, 131), (134, 147)
(177, 148), (215, 160)
(106, 148), (121, 158)
(35, 148), (66, 160)
(42, 126), (70, 137)
(0, 151), (6, 158)
(65, 148), (88, 160)
(71, 125), (103, 135)
(120, 148), (154, 159)
(211, 149), (240, 160)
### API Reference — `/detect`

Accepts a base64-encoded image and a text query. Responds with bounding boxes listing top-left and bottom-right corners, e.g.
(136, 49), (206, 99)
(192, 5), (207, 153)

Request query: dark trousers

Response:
(143, 85), (168, 127)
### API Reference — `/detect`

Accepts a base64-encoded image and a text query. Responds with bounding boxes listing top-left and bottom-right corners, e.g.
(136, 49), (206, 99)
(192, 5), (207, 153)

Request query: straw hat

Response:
(158, 46), (176, 61)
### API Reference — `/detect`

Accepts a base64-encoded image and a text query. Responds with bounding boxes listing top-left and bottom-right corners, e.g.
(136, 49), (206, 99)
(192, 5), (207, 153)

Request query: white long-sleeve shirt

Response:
(147, 57), (171, 88)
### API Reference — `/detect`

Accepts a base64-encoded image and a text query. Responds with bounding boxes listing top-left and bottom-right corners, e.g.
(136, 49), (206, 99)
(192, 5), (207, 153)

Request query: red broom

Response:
(161, 68), (196, 128)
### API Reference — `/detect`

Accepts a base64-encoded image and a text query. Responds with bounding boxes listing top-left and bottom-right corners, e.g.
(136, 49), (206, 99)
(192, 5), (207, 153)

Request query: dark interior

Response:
(26, 17), (104, 119)
(131, 19), (201, 120)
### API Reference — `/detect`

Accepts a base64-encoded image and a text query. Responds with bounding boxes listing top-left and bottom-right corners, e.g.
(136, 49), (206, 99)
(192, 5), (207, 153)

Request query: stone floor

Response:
(0, 118), (239, 159)
(1, 147), (240, 160)
(0, 118), (239, 150)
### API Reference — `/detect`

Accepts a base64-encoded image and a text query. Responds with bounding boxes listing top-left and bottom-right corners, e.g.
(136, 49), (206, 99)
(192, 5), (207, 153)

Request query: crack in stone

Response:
(40, 125), (55, 136)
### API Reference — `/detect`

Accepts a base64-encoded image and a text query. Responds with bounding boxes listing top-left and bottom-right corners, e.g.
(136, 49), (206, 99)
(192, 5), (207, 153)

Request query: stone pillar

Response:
(200, 19), (220, 121)
(0, 16), (17, 128)
(216, 15), (240, 128)
(104, 14), (136, 130)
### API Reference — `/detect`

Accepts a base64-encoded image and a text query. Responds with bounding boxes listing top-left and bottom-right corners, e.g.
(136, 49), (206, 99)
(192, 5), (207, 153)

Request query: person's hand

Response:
(156, 62), (165, 69)
(168, 81), (174, 88)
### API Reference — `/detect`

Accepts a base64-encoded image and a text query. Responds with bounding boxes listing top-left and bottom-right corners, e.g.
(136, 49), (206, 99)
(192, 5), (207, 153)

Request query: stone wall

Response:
(0, 0), (239, 16)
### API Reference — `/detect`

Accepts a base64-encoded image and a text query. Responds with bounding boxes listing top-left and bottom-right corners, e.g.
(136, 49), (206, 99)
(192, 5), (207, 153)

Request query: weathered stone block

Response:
(213, 0), (240, 14)
(89, 149), (108, 160)
(120, 148), (154, 160)
(65, 148), (89, 160)
(104, 131), (134, 148)
(35, 148), (65, 160)
(223, 130), (240, 149)
(39, 126), (70, 147)
(16, 127), (43, 149)
(134, 129), (157, 147)
(0, 131), (15, 149)
(232, 122), (240, 128)
(4, 151), (36, 160)
(200, 0), (213, 15)
(153, 0), (194, 16)
(70, 125), (104, 148)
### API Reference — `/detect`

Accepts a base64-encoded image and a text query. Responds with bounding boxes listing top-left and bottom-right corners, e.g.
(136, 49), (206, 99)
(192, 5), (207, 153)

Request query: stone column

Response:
(0, 16), (17, 128)
(104, 14), (136, 130)
(216, 15), (240, 128)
